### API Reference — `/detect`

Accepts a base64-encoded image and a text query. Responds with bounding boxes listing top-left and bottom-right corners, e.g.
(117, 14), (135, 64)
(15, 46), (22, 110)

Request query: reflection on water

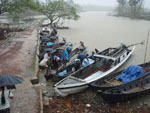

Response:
(59, 11), (150, 70)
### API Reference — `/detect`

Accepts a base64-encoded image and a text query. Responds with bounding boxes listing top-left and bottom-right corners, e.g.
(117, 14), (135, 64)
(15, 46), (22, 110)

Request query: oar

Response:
(127, 40), (145, 48)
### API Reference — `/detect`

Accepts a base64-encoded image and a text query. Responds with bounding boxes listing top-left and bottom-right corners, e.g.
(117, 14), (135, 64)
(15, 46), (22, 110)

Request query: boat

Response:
(39, 26), (51, 36)
(40, 39), (66, 50)
(51, 47), (87, 81)
(91, 62), (150, 91)
(98, 71), (150, 103)
(68, 47), (87, 60)
(54, 44), (135, 97)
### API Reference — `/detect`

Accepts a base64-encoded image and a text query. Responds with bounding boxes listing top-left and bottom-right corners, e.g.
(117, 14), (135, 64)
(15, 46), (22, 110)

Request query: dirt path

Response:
(0, 21), (41, 113)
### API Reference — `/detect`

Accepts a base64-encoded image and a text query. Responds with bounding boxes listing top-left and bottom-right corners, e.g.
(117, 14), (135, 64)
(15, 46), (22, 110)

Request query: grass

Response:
(32, 46), (37, 71)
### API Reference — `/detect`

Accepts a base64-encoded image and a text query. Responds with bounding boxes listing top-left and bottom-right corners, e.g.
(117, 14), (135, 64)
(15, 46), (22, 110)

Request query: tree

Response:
(0, 0), (12, 14)
(39, 0), (80, 27)
(117, 0), (127, 15)
(6, 0), (41, 21)
(115, 0), (144, 18)
(128, 0), (143, 16)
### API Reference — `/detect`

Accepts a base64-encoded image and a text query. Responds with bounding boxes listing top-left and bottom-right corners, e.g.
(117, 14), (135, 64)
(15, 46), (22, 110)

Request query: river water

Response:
(58, 11), (150, 70)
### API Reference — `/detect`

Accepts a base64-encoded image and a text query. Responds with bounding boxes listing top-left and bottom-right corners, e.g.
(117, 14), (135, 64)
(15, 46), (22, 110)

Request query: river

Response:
(58, 11), (150, 70)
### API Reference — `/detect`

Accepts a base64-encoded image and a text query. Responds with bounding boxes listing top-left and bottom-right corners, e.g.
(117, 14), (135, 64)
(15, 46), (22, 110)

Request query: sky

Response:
(73, 0), (150, 8)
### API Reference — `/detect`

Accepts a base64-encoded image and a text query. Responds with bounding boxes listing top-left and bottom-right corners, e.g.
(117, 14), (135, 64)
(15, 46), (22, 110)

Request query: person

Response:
(0, 86), (13, 113)
(50, 24), (57, 37)
(77, 53), (89, 63)
(43, 52), (51, 59)
(79, 41), (85, 51)
(36, 58), (50, 78)
(61, 47), (69, 64)
(50, 54), (61, 70)
(66, 45), (73, 54)
(72, 59), (81, 72)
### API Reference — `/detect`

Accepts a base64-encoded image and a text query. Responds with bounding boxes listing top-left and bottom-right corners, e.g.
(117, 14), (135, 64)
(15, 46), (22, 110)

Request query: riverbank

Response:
(0, 20), (41, 113)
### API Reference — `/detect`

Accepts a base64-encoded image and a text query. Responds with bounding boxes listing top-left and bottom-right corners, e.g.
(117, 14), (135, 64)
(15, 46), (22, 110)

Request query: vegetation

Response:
(0, 0), (79, 26)
(38, 0), (80, 27)
(115, 0), (150, 20)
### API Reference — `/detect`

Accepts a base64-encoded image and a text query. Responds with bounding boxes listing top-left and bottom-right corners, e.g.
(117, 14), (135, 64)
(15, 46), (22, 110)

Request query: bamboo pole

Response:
(144, 30), (150, 63)
(138, 30), (150, 100)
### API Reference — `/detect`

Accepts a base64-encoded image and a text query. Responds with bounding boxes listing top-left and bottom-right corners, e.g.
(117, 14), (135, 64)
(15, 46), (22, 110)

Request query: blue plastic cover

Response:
(58, 70), (67, 76)
(116, 65), (144, 83)
(47, 42), (54, 46)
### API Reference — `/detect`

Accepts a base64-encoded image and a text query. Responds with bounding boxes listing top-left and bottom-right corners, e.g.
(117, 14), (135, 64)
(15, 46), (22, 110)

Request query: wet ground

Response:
(40, 75), (150, 113)
(0, 21), (41, 113)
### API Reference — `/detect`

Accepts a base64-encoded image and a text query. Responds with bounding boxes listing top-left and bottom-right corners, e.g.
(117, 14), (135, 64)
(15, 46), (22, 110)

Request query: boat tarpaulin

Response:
(47, 42), (54, 46)
(116, 65), (144, 83)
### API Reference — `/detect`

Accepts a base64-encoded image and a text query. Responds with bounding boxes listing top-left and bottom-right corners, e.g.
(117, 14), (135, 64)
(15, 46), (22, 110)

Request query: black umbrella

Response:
(0, 74), (24, 87)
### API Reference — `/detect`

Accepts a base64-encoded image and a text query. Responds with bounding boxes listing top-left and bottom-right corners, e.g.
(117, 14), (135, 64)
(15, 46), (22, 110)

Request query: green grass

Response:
(32, 46), (37, 71)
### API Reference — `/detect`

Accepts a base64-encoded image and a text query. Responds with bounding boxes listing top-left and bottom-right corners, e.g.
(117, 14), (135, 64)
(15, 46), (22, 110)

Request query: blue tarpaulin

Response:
(47, 42), (54, 46)
(116, 65), (144, 83)
(58, 70), (67, 77)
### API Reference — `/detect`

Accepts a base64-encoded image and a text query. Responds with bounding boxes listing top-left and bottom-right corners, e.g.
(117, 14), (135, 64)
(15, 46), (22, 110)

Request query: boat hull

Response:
(54, 46), (135, 97)
(54, 84), (89, 97)
(91, 62), (150, 91)
(98, 75), (150, 103)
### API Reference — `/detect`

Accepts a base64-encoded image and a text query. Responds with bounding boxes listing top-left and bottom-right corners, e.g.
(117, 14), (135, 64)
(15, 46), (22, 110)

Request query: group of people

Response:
(36, 44), (73, 78)
(72, 53), (89, 72)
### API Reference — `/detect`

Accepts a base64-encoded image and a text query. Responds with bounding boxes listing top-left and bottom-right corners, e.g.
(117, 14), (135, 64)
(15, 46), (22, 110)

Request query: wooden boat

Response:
(54, 44), (135, 97)
(68, 47), (87, 60)
(39, 27), (51, 36)
(51, 47), (87, 80)
(40, 40), (66, 50)
(98, 71), (150, 103)
(91, 62), (150, 91)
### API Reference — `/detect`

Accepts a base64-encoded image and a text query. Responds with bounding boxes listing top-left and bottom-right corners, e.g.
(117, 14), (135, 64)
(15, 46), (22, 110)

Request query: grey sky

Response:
(73, 0), (150, 8)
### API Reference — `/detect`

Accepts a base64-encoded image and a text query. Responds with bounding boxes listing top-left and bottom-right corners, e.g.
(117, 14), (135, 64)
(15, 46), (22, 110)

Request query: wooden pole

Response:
(138, 30), (150, 100)
(144, 30), (150, 63)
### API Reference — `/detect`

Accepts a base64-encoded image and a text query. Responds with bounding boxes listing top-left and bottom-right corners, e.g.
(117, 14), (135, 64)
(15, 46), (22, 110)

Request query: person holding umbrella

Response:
(0, 74), (24, 113)
(0, 86), (13, 113)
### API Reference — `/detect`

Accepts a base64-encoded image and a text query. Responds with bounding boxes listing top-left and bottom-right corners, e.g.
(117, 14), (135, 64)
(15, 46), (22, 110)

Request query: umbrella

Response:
(0, 74), (24, 87)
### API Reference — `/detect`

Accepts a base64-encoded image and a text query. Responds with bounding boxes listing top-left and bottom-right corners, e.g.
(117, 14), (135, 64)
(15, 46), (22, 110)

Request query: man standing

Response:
(0, 86), (13, 113)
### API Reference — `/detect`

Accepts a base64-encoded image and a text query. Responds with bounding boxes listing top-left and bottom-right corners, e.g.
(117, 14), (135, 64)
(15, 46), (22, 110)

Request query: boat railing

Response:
(111, 48), (124, 57)
(69, 76), (85, 82)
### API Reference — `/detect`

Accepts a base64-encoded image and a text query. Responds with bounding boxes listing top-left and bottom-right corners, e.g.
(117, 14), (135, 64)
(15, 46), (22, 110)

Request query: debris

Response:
(86, 104), (91, 107)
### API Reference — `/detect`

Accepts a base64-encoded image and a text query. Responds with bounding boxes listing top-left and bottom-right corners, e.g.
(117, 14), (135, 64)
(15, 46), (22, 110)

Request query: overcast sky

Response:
(73, 0), (150, 8)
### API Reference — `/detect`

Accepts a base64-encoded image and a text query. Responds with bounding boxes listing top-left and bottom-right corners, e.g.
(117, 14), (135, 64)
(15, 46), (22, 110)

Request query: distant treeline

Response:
(115, 0), (150, 20)
(79, 5), (113, 12)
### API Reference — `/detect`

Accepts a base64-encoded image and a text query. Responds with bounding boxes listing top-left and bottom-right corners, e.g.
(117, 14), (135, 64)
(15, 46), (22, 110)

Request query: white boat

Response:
(54, 44), (135, 97)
